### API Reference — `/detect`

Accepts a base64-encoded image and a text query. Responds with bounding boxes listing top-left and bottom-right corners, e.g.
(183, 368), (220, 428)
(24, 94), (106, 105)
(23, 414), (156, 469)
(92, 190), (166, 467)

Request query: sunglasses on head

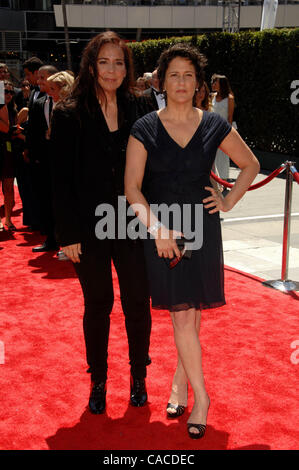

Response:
(5, 89), (14, 95)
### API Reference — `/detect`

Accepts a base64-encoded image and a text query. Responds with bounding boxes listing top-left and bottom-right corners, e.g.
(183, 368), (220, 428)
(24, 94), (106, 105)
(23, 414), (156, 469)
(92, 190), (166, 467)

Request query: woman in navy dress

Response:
(125, 44), (260, 439)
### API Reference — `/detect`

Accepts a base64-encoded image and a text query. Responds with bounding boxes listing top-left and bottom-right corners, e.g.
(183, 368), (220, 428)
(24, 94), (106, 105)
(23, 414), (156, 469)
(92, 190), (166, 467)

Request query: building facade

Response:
(0, 0), (298, 77)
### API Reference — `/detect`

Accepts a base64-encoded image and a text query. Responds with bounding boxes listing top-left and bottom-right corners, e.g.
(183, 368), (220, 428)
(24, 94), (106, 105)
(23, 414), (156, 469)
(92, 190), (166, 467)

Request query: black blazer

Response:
(14, 89), (29, 112)
(50, 93), (152, 247)
(26, 94), (50, 163)
(24, 88), (46, 153)
(143, 88), (159, 111)
(28, 88), (45, 111)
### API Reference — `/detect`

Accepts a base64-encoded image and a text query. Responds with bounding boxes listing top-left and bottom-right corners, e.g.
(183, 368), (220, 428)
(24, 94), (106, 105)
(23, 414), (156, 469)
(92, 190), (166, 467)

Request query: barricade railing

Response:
(210, 163), (286, 191)
(211, 160), (299, 293)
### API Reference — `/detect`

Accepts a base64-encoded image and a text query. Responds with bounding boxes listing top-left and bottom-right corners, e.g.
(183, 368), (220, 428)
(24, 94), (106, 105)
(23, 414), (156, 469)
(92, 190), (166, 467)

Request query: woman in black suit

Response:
(50, 32), (152, 414)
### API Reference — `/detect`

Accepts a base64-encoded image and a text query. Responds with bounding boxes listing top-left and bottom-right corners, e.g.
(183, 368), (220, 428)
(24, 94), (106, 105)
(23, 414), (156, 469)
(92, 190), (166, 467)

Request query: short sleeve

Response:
(130, 114), (152, 151)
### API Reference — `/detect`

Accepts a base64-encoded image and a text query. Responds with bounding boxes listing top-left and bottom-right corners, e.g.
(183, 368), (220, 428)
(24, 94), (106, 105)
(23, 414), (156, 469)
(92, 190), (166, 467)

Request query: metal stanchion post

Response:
(263, 161), (299, 292)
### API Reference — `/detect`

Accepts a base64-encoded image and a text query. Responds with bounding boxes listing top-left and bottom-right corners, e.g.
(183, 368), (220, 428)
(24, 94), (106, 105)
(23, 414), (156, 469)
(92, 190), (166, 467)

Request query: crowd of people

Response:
(0, 34), (259, 441)
(0, 60), (74, 254)
(0, 58), (235, 236)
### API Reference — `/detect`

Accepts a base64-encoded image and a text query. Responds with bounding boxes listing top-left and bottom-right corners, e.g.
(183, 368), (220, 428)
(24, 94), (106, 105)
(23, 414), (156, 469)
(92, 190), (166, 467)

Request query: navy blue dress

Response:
(130, 110), (232, 312)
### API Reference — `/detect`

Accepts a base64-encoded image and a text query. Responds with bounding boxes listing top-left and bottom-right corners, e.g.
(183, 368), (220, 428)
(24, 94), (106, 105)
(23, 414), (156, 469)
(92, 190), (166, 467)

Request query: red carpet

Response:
(0, 190), (298, 450)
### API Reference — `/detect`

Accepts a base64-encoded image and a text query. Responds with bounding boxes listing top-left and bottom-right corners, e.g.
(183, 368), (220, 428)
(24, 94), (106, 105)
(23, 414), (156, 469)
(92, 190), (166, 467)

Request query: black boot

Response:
(32, 241), (59, 252)
(146, 355), (151, 366)
(89, 381), (107, 414)
(130, 376), (147, 407)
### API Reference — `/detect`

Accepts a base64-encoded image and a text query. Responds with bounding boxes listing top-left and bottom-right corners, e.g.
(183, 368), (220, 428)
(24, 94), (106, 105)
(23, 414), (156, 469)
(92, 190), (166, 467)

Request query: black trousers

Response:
(31, 159), (56, 245)
(14, 150), (40, 227)
(74, 236), (152, 383)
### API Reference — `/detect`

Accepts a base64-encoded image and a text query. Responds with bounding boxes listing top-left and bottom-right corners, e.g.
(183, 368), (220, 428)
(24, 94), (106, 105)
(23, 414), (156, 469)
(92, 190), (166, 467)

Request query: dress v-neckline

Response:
(156, 110), (206, 150)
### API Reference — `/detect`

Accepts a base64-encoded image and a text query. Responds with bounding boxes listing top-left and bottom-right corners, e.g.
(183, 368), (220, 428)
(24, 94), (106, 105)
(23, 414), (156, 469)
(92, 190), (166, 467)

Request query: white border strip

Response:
(0, 81), (4, 105)
(223, 213), (299, 223)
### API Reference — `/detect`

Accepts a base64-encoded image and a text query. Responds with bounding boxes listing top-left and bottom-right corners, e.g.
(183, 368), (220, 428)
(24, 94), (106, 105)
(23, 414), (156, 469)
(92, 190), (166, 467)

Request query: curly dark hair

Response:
(157, 43), (207, 93)
(69, 31), (135, 116)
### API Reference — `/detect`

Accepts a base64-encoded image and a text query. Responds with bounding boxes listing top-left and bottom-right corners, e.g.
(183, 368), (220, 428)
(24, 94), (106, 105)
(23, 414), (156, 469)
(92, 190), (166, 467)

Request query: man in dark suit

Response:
(23, 57), (45, 108)
(143, 69), (166, 110)
(20, 57), (45, 229)
(28, 65), (59, 252)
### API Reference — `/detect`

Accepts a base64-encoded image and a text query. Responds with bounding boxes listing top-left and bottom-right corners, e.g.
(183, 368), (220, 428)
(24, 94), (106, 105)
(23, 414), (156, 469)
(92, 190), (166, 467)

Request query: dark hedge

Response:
(129, 29), (299, 158)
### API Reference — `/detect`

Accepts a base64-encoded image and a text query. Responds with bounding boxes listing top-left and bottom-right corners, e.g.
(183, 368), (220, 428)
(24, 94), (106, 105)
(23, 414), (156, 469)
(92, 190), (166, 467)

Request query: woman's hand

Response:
(61, 243), (82, 263)
(203, 186), (234, 214)
(11, 126), (24, 140)
(154, 226), (183, 259)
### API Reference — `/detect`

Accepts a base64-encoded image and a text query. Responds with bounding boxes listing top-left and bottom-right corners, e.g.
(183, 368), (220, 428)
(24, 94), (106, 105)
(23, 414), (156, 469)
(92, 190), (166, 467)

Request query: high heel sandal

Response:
(167, 402), (186, 418)
(187, 423), (206, 440)
(166, 384), (188, 419)
(187, 398), (210, 439)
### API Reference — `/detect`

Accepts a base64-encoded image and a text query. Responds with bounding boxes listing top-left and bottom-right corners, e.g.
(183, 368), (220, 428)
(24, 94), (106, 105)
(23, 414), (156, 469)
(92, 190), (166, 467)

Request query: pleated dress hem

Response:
(151, 299), (226, 313)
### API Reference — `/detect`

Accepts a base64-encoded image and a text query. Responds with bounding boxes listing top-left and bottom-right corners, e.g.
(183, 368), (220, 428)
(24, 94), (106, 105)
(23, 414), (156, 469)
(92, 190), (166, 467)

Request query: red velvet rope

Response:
(210, 164), (286, 191)
(290, 166), (299, 184)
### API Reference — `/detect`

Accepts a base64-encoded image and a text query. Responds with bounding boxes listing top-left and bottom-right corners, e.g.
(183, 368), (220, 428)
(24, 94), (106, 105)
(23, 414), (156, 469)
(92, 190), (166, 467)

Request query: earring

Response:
(195, 88), (199, 92)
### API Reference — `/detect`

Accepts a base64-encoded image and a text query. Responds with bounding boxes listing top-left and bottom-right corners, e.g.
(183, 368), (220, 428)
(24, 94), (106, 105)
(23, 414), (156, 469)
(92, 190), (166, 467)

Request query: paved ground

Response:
(221, 165), (299, 286)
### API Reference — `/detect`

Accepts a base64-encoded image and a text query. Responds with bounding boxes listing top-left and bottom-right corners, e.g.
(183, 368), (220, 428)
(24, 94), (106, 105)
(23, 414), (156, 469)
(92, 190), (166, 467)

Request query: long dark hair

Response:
(211, 74), (233, 99)
(4, 80), (17, 124)
(195, 81), (212, 111)
(70, 31), (135, 116)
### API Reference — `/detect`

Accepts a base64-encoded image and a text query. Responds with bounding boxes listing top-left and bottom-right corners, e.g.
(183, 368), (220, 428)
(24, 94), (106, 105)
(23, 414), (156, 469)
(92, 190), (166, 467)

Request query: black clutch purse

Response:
(164, 237), (194, 269)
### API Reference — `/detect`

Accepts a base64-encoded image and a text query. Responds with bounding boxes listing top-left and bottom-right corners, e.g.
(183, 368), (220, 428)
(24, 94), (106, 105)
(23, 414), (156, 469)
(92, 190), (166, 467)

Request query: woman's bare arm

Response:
(203, 128), (260, 213)
(0, 105), (9, 133)
(125, 135), (181, 259)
